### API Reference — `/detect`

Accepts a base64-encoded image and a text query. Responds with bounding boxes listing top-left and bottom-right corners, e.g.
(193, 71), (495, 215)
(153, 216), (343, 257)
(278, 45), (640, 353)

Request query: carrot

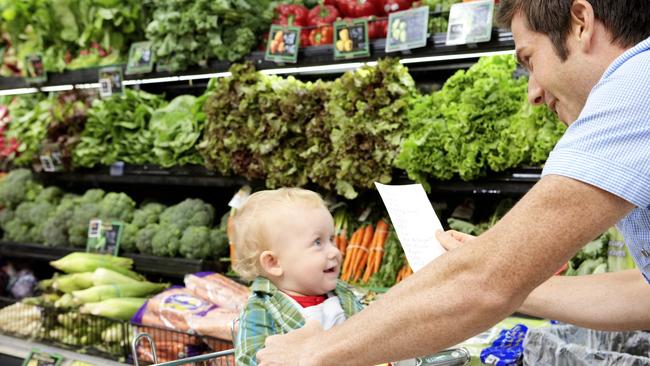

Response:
(351, 225), (374, 281)
(361, 220), (389, 283)
(341, 228), (363, 280)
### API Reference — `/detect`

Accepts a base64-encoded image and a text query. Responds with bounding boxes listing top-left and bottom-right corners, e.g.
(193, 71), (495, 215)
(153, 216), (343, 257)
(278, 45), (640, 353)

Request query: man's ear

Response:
(570, 0), (596, 52)
(260, 250), (283, 277)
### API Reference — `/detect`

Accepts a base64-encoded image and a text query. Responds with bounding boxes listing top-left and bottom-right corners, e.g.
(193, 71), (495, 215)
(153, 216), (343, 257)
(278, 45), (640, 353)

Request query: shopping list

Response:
(375, 183), (445, 272)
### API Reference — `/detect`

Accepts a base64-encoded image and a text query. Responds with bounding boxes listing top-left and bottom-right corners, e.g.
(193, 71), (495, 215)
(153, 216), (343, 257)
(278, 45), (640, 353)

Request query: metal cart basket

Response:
(132, 332), (235, 366)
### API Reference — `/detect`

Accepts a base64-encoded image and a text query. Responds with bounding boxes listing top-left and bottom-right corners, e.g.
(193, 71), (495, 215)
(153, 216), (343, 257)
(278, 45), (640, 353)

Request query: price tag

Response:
(98, 66), (123, 98)
(86, 219), (124, 256)
(334, 19), (370, 60)
(23, 349), (63, 366)
(38, 143), (64, 172)
(265, 25), (301, 64)
(126, 41), (154, 75)
(24, 54), (47, 84)
(110, 161), (125, 176)
(386, 6), (430, 53)
(446, 0), (494, 45)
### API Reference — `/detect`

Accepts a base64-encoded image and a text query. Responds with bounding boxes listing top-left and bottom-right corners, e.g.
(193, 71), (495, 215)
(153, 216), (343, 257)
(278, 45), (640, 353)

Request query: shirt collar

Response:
(601, 36), (650, 80)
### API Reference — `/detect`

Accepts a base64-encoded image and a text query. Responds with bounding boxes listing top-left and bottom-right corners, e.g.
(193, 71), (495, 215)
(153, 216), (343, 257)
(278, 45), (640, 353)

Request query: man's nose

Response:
(527, 73), (545, 106)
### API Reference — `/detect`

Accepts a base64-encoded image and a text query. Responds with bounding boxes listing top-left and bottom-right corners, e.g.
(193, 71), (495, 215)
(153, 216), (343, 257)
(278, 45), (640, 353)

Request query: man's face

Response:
(511, 12), (592, 125)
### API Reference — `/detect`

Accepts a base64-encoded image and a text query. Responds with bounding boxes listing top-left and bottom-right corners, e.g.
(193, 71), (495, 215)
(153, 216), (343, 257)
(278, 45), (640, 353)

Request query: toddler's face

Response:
(268, 204), (341, 296)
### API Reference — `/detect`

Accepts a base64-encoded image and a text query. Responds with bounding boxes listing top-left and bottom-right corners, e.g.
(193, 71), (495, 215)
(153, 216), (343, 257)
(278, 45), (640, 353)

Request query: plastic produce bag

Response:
(184, 272), (250, 310)
(523, 325), (650, 366)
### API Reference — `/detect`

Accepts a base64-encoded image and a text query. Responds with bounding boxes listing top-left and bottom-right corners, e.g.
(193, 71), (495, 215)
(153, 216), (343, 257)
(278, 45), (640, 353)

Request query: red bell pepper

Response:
(274, 4), (310, 26)
(336, 0), (383, 18)
(301, 29), (312, 48)
(308, 5), (340, 26)
(309, 25), (334, 45)
(367, 17), (388, 39)
(383, 0), (414, 14)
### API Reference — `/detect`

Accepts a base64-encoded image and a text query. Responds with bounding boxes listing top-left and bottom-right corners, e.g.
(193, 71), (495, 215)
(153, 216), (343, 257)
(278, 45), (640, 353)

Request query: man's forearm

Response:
(519, 269), (650, 331)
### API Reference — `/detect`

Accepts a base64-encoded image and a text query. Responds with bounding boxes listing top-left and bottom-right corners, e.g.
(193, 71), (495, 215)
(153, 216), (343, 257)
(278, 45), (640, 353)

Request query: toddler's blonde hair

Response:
(232, 188), (326, 281)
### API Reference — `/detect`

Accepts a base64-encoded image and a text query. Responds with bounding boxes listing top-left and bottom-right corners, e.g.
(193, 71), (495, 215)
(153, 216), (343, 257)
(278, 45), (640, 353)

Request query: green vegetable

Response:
(0, 169), (43, 209)
(5, 98), (53, 166)
(98, 192), (136, 222)
(120, 223), (139, 253)
(50, 252), (136, 275)
(397, 55), (565, 186)
(149, 95), (204, 167)
(159, 198), (214, 232)
(92, 268), (140, 286)
(135, 224), (158, 255)
(73, 89), (166, 167)
(52, 272), (94, 293)
(369, 231), (405, 288)
(42, 195), (77, 247)
(210, 228), (229, 257)
(54, 293), (76, 308)
(79, 297), (147, 321)
(151, 225), (182, 257)
(131, 203), (166, 228)
(179, 226), (212, 260)
(72, 282), (167, 304)
(145, 0), (276, 71)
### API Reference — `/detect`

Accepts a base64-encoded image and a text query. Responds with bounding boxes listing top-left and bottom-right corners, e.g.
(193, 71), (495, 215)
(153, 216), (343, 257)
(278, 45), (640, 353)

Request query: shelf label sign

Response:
(87, 219), (124, 256)
(445, 0), (494, 46)
(98, 66), (123, 98)
(386, 6), (430, 53)
(39, 143), (64, 172)
(23, 349), (63, 366)
(24, 54), (47, 84)
(126, 41), (154, 75)
(334, 19), (370, 60)
(265, 25), (301, 64)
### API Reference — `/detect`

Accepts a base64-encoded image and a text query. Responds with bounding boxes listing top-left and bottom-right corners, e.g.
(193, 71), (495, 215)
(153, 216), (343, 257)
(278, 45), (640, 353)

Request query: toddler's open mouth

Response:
(323, 266), (337, 274)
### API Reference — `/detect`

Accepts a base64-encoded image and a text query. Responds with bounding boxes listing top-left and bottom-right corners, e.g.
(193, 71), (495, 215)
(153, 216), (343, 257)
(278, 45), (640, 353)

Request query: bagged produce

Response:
(184, 272), (250, 310)
(132, 287), (238, 341)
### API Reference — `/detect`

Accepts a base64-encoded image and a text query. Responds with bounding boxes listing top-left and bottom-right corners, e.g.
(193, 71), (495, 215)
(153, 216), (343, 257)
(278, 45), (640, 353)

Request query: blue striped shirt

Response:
(542, 36), (650, 282)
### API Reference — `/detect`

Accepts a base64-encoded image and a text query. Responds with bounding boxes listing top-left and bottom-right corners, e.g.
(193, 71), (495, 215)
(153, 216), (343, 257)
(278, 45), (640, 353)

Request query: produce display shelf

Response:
(0, 241), (227, 278)
(0, 29), (514, 92)
(35, 164), (251, 188)
(34, 165), (540, 194)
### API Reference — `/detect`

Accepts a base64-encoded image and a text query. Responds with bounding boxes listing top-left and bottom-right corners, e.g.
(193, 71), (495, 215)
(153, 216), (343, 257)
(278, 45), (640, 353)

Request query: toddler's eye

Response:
(314, 238), (322, 246)
(329, 235), (335, 243)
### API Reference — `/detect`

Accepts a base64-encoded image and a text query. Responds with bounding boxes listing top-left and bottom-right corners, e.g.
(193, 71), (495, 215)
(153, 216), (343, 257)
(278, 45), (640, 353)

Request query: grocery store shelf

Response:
(0, 29), (514, 93)
(419, 167), (542, 195)
(35, 164), (250, 188)
(0, 241), (227, 278)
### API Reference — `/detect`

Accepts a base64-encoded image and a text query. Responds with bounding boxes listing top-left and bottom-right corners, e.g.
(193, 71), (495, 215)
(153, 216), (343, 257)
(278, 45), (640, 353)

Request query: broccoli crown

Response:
(42, 214), (70, 247)
(68, 202), (100, 247)
(30, 201), (56, 225)
(4, 218), (32, 242)
(35, 186), (63, 204)
(78, 189), (105, 204)
(210, 228), (229, 257)
(179, 226), (212, 259)
(131, 203), (166, 228)
(136, 224), (159, 254)
(0, 169), (43, 208)
(15, 202), (37, 223)
(120, 223), (139, 253)
(151, 225), (181, 257)
(160, 199), (215, 231)
(0, 208), (15, 228)
(99, 192), (136, 222)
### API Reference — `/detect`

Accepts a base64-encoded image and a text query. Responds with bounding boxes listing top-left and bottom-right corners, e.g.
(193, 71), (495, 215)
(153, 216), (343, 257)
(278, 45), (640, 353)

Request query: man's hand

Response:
(257, 320), (323, 366)
(435, 230), (475, 251)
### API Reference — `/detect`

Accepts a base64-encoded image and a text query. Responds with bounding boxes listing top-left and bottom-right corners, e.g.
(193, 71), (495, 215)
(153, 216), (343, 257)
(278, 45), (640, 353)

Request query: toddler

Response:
(232, 188), (363, 365)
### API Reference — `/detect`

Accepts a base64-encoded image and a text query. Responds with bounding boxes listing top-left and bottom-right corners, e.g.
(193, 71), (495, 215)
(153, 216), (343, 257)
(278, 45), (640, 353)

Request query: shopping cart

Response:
(132, 332), (235, 366)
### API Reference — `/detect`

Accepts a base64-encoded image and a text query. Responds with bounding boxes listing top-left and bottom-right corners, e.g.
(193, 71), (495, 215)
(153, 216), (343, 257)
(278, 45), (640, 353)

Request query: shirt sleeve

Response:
(235, 298), (278, 366)
(542, 60), (650, 209)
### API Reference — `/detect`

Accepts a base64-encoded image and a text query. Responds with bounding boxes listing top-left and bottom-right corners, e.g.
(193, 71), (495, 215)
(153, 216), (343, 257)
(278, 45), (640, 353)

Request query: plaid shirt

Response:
(235, 277), (363, 366)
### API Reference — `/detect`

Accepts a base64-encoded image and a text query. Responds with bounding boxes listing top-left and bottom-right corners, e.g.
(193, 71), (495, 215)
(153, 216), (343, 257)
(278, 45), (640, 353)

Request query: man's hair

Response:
(231, 188), (326, 281)
(497, 0), (650, 60)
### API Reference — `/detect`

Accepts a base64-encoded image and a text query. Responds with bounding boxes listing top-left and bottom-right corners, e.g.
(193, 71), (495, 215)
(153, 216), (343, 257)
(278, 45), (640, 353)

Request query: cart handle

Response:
(132, 332), (158, 366)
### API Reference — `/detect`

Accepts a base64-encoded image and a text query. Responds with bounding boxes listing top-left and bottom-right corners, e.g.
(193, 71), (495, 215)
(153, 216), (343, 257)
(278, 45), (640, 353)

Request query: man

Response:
(257, 1), (650, 365)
